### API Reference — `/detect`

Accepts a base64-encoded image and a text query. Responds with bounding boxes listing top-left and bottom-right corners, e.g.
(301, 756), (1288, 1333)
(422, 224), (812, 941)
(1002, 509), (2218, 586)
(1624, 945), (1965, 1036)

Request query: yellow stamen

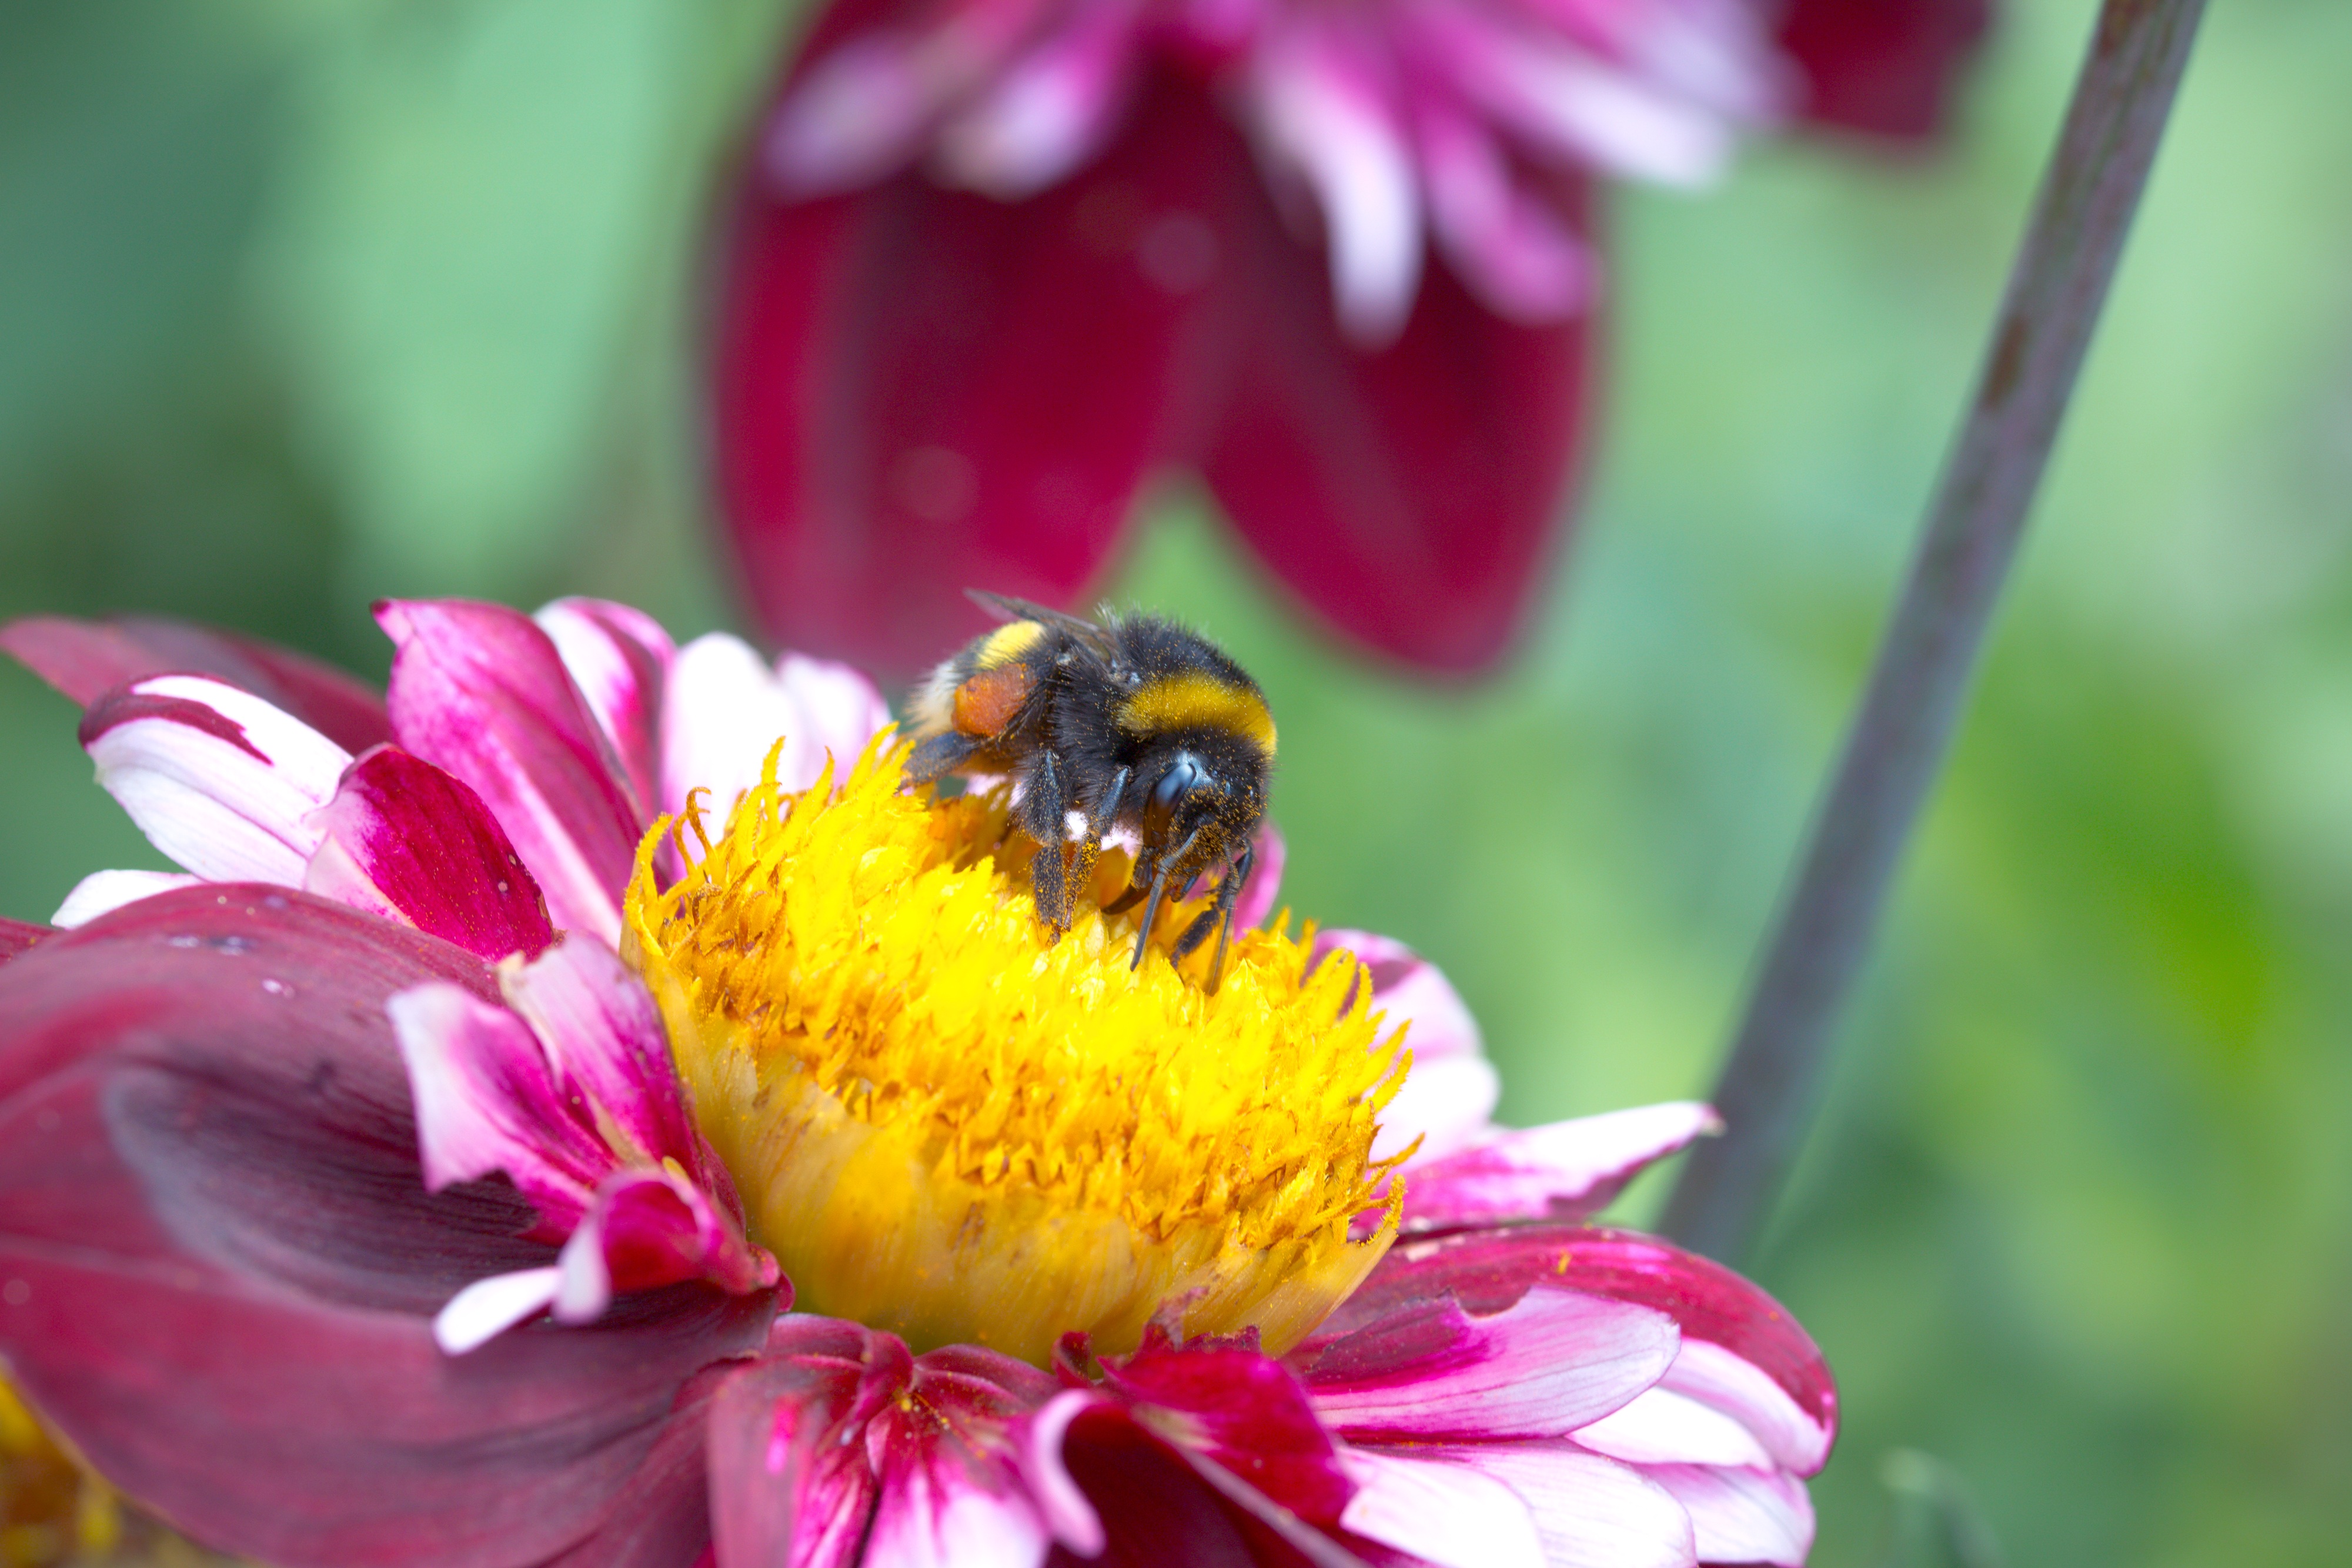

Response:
(624, 735), (1403, 1367)
(2, 1375), (122, 1566)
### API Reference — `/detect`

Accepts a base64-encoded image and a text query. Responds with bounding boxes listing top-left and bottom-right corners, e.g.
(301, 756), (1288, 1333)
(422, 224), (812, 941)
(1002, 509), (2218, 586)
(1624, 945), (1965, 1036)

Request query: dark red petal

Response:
(0, 887), (774, 1566)
(0, 614), (391, 754)
(1774, 0), (1993, 143)
(1325, 1223), (1835, 1439)
(0, 918), (49, 962)
(1194, 159), (1592, 676)
(306, 745), (557, 962)
(1102, 1336), (1352, 1526)
(543, 1362), (737, 1568)
(709, 70), (1237, 683)
(1047, 1406), (1265, 1568)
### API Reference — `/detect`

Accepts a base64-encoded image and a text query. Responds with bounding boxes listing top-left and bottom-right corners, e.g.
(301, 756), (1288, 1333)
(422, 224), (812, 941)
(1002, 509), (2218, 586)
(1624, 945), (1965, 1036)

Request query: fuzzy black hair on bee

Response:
(906, 591), (1274, 992)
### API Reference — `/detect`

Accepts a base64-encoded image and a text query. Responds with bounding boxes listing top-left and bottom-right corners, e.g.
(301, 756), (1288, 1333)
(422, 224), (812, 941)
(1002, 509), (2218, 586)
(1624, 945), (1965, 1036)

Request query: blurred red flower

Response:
(710, 0), (1989, 678)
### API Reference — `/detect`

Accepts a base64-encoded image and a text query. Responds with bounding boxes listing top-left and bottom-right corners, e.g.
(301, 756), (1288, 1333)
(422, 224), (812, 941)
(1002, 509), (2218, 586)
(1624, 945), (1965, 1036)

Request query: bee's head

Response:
(1134, 741), (1265, 885)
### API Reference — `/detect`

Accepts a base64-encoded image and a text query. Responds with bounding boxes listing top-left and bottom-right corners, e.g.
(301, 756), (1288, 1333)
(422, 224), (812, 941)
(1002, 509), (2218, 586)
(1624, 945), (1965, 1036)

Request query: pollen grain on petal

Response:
(625, 736), (1407, 1366)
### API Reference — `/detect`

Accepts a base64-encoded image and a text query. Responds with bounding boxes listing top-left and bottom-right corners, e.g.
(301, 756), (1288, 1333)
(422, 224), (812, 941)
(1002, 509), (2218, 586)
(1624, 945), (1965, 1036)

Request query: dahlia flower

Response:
(711, 0), (1990, 676)
(1, 598), (1835, 1566)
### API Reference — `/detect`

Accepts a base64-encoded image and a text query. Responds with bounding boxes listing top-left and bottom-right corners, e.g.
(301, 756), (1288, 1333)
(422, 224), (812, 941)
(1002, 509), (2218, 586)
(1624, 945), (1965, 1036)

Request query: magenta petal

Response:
(0, 917), (50, 962)
(709, 70), (1237, 681)
(1775, 0), (1992, 142)
(1398, 1102), (1722, 1230)
(305, 744), (557, 961)
(377, 599), (644, 946)
(1197, 164), (1592, 674)
(1295, 1286), (1676, 1442)
(498, 935), (701, 1178)
(0, 886), (774, 1566)
(536, 597), (679, 821)
(1332, 1225), (1837, 1467)
(0, 613), (392, 754)
(1417, 1443), (1695, 1568)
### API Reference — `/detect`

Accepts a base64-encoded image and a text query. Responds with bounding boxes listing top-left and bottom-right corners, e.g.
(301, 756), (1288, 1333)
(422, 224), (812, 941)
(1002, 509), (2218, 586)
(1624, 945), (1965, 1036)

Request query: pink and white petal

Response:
(1655, 1338), (1832, 1476)
(1302, 1286), (1677, 1441)
(433, 1266), (563, 1355)
(1399, 1101), (1723, 1229)
(863, 1408), (1048, 1568)
(377, 599), (643, 947)
(1313, 928), (1484, 1062)
(497, 937), (697, 1174)
(1542, 1231), (1838, 1473)
(1571, 1385), (1773, 1470)
(83, 676), (352, 884)
(534, 597), (677, 819)
(302, 745), (556, 962)
(934, 0), (1142, 198)
(1379, 1054), (1503, 1169)
(1247, 26), (1424, 345)
(1645, 1463), (1815, 1567)
(1330, 1224), (1838, 1469)
(707, 1350), (886, 1568)
(386, 981), (612, 1218)
(1416, 103), (1595, 322)
(52, 869), (203, 929)
(660, 634), (887, 823)
(1, 613), (392, 754)
(1018, 1390), (1109, 1555)
(1425, 9), (1747, 185)
(1424, 1442), (1695, 1568)
(1336, 1449), (1545, 1568)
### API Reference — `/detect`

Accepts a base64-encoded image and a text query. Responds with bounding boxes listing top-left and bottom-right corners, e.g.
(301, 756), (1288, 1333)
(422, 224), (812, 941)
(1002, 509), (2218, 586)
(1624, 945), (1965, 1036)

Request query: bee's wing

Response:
(965, 589), (1121, 660)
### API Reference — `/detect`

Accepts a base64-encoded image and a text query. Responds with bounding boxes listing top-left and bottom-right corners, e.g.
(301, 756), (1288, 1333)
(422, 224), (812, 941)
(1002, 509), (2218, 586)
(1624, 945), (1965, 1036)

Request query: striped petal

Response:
(81, 675), (352, 885)
(1398, 1100), (1722, 1229)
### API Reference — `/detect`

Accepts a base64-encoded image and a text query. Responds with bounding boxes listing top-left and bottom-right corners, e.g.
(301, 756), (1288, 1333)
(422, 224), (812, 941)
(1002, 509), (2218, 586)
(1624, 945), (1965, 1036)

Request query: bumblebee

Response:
(907, 592), (1274, 991)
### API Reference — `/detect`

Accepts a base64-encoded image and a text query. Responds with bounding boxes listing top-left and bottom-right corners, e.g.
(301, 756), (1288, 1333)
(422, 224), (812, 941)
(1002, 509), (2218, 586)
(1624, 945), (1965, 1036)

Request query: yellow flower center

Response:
(622, 737), (1406, 1368)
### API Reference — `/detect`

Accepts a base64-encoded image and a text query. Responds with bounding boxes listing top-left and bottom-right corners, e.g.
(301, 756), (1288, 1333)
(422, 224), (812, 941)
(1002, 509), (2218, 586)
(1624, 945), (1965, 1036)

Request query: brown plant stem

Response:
(1659, 0), (2210, 1265)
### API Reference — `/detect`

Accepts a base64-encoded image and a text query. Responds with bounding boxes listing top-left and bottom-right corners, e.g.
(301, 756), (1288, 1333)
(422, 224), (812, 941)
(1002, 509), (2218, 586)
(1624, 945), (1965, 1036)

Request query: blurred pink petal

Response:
(1198, 170), (1592, 672)
(711, 71), (1242, 680)
(378, 599), (642, 946)
(1777, 0), (1992, 142)
(0, 613), (391, 753)
(303, 744), (557, 962)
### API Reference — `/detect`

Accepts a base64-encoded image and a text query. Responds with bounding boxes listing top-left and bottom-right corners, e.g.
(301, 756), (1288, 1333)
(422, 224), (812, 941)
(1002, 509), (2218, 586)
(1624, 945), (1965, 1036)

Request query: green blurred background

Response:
(4, 1), (2348, 1563)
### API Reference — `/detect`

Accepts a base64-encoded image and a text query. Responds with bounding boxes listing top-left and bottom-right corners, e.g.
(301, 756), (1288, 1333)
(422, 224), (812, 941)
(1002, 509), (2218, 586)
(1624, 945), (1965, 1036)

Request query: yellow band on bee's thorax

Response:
(1116, 671), (1277, 755)
(975, 620), (1046, 670)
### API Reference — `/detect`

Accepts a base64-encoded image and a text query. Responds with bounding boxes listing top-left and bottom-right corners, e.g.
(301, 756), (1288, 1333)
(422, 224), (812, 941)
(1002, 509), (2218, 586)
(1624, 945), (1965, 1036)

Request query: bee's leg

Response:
(1024, 752), (1070, 931)
(1128, 825), (1204, 970)
(1171, 843), (1253, 994)
(907, 730), (978, 785)
(1065, 765), (1127, 911)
